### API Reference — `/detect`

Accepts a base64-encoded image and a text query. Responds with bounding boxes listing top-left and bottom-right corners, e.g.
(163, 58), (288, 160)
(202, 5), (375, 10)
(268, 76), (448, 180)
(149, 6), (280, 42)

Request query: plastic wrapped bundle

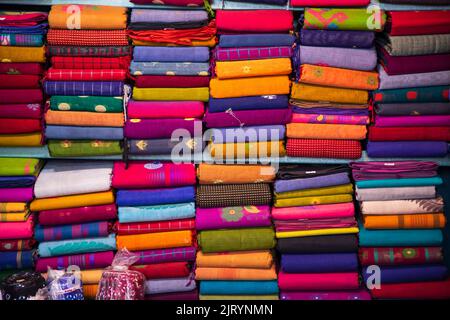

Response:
(0, 271), (46, 300)
(96, 249), (145, 300)
(47, 269), (84, 300)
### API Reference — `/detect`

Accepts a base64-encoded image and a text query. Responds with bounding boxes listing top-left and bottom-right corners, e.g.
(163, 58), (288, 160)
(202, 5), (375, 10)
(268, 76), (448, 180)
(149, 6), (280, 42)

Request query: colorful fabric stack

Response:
(196, 164), (278, 300)
(126, 9), (213, 156)
(352, 161), (450, 299)
(129, 0), (205, 6)
(369, 10), (450, 158)
(29, 161), (117, 298)
(206, 10), (293, 160)
(44, 5), (129, 157)
(112, 161), (198, 300)
(291, 0), (369, 6)
(0, 11), (47, 147)
(274, 165), (367, 300)
(0, 158), (43, 278)
(288, 8), (386, 159)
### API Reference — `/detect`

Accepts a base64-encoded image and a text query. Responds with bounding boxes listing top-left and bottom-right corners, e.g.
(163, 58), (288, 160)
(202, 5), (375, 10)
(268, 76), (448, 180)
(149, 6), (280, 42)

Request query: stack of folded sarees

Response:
(206, 10), (293, 160)
(0, 158), (43, 279)
(369, 10), (450, 158)
(126, 9), (213, 156)
(274, 165), (368, 300)
(29, 161), (117, 298)
(352, 161), (450, 299)
(44, 5), (129, 157)
(288, 8), (386, 159)
(0, 11), (47, 147)
(196, 164), (278, 300)
(112, 161), (198, 300)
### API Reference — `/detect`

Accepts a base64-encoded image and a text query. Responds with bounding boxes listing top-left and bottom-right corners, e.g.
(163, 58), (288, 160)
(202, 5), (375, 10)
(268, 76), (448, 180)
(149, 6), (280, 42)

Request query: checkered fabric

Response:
(47, 29), (129, 46)
(46, 68), (127, 81)
(51, 56), (131, 69)
(47, 46), (132, 57)
(286, 138), (362, 159)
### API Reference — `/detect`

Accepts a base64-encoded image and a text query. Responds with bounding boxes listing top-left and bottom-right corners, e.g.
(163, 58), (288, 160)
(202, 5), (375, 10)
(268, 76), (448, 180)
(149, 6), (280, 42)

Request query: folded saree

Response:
(276, 226), (359, 239)
(0, 118), (41, 134)
(200, 295), (277, 301)
(277, 234), (358, 253)
(45, 110), (124, 128)
(215, 46), (293, 61)
(0, 104), (42, 119)
(0, 211), (31, 222)
(51, 56), (130, 70)
(0, 202), (27, 213)
(300, 29), (374, 48)
(48, 5), (127, 30)
(372, 85), (450, 103)
(0, 46), (45, 63)
(38, 204), (117, 226)
(0, 216), (33, 240)
(117, 219), (195, 235)
(287, 123), (367, 140)
(0, 11), (47, 27)
(47, 29), (128, 46)
(145, 275), (196, 295)
(130, 262), (191, 279)
(359, 224), (443, 246)
(0, 62), (43, 75)
(198, 228), (276, 253)
(275, 184), (353, 199)
(0, 187), (33, 202)
(127, 101), (203, 119)
(44, 81), (124, 97)
(127, 138), (204, 155)
(291, 113), (369, 126)
(272, 203), (354, 220)
(0, 239), (34, 251)
(0, 176), (36, 188)
(118, 202), (196, 223)
(286, 138), (362, 159)
(48, 140), (123, 157)
(0, 75), (40, 88)
(370, 279), (450, 300)
(219, 34), (295, 48)
(132, 87), (209, 102)
(359, 247), (444, 266)
(196, 206), (272, 230)
(197, 164), (275, 184)
(196, 250), (273, 269)
(38, 234), (116, 258)
(291, 83), (368, 104)
(379, 48), (450, 76)
(209, 141), (286, 159)
(48, 45), (132, 57)
(299, 64), (378, 90)
(196, 266), (277, 281)
(124, 118), (199, 139)
(204, 108), (291, 128)
(215, 58), (292, 80)
(278, 272), (360, 291)
(207, 125), (286, 143)
(367, 141), (448, 158)
(350, 161), (439, 180)
(375, 115), (450, 127)
(356, 177), (443, 189)
(34, 161), (113, 199)
(304, 8), (386, 31)
(356, 186), (436, 201)
(46, 68), (127, 81)
(0, 133), (43, 147)
(130, 61), (209, 76)
(275, 172), (350, 193)
(0, 251), (33, 271)
(275, 194), (353, 208)
(375, 103), (450, 116)
(361, 197), (444, 215)
(135, 75), (209, 88)
(0, 89), (43, 104)
(133, 46), (209, 62)
(281, 253), (358, 273)
(293, 0), (369, 5)
(378, 33), (450, 56)
(216, 10), (293, 33)
(35, 251), (114, 273)
(210, 76), (290, 99)
(280, 290), (371, 301)
(364, 213), (446, 229)
(116, 230), (194, 251)
(35, 221), (110, 242)
(117, 187), (194, 206)
(149, 290), (199, 301)
(0, 158), (42, 176)
(112, 162), (196, 189)
(45, 126), (124, 140)
(133, 247), (196, 265)
(386, 11), (450, 36)
(298, 45), (377, 71)
(363, 265), (448, 284)
(369, 126), (450, 141)
(30, 191), (114, 212)
(275, 216), (356, 231)
(50, 96), (123, 113)
(200, 280), (279, 295)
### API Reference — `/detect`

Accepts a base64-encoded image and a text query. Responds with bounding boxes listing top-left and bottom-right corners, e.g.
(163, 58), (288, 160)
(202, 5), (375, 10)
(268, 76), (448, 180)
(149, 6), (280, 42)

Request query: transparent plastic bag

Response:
(96, 248), (145, 300)
(47, 268), (84, 300)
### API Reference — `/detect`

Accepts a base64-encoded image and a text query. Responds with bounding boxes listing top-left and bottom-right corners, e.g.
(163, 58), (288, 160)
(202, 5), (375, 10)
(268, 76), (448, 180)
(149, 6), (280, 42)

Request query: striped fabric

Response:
(0, 33), (43, 46)
(215, 46), (293, 61)
(51, 56), (131, 69)
(196, 184), (272, 208)
(46, 68), (127, 81)
(135, 247), (197, 265)
(44, 81), (124, 96)
(47, 29), (129, 46)
(47, 46), (132, 57)
(117, 219), (196, 235)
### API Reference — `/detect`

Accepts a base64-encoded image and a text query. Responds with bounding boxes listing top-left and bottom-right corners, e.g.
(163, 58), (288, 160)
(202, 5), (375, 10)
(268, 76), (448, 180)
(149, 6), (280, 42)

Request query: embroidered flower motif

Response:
(221, 207), (244, 222)
(136, 140), (148, 151)
(243, 206), (260, 214)
(402, 248), (417, 259)
(367, 76), (377, 86)
(313, 67), (324, 78)
(242, 66), (251, 74)
(27, 104), (40, 111)
(61, 140), (72, 148)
